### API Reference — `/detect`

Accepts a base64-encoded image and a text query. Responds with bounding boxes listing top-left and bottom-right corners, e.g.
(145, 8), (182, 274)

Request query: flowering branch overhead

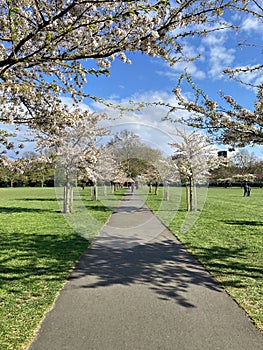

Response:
(1, 0), (261, 153)
(171, 73), (263, 146)
(0, 1), (234, 123)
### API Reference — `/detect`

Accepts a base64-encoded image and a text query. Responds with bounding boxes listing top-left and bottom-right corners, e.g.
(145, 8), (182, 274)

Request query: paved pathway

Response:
(28, 192), (262, 350)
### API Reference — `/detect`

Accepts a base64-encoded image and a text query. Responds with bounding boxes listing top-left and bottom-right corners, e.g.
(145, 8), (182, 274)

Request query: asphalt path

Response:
(28, 191), (262, 350)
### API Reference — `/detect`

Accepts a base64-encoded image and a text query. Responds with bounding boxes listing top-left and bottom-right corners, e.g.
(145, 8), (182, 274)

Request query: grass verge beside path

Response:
(0, 187), (122, 350)
(146, 187), (263, 331)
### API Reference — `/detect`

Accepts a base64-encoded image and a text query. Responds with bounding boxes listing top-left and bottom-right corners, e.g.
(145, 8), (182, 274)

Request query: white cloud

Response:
(202, 31), (227, 46)
(157, 27), (238, 82)
(241, 16), (263, 33)
(88, 90), (193, 155)
(208, 46), (235, 78)
(200, 29), (236, 79)
(158, 60), (206, 80)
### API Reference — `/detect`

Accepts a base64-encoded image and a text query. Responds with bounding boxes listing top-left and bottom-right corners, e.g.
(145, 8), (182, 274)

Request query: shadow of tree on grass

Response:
(224, 220), (263, 226)
(0, 233), (89, 289)
(185, 245), (262, 289)
(0, 206), (60, 214)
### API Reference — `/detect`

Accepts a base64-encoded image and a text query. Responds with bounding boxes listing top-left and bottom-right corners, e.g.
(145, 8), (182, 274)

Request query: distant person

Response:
(247, 185), (251, 197)
(243, 183), (248, 196)
(131, 182), (135, 193)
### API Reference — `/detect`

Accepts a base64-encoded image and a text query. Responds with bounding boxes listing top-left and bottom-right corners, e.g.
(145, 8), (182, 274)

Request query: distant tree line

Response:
(0, 153), (54, 187)
(210, 149), (263, 187)
(1, 138), (261, 190)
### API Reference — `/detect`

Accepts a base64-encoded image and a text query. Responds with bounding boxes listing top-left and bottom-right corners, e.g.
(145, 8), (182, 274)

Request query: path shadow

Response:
(84, 205), (112, 213)
(113, 206), (149, 213)
(67, 237), (224, 309)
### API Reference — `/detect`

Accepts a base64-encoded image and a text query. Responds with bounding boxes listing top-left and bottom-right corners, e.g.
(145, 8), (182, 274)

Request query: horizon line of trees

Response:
(1, 139), (262, 189)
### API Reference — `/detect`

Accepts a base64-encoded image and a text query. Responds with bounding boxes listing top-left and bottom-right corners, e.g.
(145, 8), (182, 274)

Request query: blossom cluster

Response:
(0, 1), (231, 133)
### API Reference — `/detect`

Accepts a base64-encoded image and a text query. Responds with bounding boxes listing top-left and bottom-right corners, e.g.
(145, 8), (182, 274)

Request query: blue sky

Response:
(7, 6), (262, 160)
(71, 7), (263, 159)
(82, 8), (262, 107)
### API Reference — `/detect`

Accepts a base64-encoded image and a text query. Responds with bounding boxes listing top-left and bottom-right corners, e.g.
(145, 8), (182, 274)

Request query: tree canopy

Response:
(171, 129), (220, 211)
(107, 130), (163, 178)
(0, 0), (239, 150)
(0, 0), (262, 152)
(170, 1), (263, 146)
(173, 73), (263, 146)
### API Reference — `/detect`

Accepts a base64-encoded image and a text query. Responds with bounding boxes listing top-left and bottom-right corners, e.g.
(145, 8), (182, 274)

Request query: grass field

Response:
(0, 187), (123, 350)
(146, 186), (263, 331)
(0, 186), (262, 350)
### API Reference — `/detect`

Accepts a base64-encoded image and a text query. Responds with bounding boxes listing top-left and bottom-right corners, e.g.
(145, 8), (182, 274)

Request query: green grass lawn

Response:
(146, 186), (263, 331)
(1, 186), (262, 349)
(0, 187), (123, 350)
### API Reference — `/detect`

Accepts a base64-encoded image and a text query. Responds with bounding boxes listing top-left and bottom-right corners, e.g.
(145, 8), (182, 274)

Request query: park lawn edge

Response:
(145, 186), (263, 332)
(0, 187), (125, 350)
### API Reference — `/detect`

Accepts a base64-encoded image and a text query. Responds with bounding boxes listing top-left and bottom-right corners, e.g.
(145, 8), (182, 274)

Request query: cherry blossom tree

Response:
(110, 163), (129, 192)
(0, 0), (236, 152)
(171, 1), (263, 146)
(155, 157), (179, 200)
(85, 146), (120, 201)
(23, 153), (54, 187)
(0, 156), (25, 187)
(171, 129), (221, 211)
(173, 75), (263, 147)
(38, 108), (108, 213)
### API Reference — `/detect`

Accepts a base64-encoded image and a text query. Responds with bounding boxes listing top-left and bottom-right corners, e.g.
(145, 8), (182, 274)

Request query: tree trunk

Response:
(64, 178), (72, 213)
(188, 177), (195, 212)
(93, 182), (98, 201)
(186, 184), (190, 211)
(194, 182), (197, 211)
(154, 182), (159, 195)
(164, 182), (169, 201)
